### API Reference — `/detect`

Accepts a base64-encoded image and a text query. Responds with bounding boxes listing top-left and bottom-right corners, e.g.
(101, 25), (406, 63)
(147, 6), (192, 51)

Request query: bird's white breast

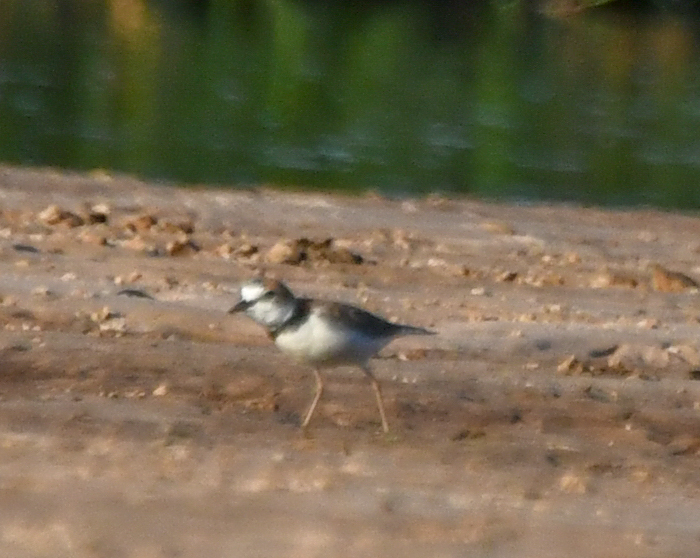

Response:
(274, 312), (386, 366)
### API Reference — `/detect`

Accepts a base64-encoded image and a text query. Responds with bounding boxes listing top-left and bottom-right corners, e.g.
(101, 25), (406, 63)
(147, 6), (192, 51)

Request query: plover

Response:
(229, 278), (435, 432)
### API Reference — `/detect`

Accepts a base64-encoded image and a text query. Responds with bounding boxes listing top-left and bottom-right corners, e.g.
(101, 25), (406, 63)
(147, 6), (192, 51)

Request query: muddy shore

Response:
(1, 165), (700, 557)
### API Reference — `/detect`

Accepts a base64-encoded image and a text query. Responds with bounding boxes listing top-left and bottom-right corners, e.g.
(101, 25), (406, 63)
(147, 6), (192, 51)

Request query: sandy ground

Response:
(1, 165), (700, 557)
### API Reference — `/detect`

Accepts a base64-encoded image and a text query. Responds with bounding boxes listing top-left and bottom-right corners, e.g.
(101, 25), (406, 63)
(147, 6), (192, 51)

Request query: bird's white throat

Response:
(247, 296), (295, 329)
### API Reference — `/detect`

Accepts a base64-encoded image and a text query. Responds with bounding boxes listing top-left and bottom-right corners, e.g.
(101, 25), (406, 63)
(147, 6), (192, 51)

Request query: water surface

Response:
(1, 0), (700, 208)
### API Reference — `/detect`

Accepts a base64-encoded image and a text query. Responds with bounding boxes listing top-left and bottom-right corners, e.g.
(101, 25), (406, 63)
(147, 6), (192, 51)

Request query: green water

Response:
(1, 0), (700, 208)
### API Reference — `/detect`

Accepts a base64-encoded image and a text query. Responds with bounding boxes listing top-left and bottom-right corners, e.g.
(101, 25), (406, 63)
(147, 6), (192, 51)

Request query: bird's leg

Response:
(301, 368), (324, 430)
(362, 364), (389, 433)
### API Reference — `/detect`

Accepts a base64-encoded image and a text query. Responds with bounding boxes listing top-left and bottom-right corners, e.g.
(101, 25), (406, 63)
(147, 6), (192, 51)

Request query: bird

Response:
(229, 278), (435, 432)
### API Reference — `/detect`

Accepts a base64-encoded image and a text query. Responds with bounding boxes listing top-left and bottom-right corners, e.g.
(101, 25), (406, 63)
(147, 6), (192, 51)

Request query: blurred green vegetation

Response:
(1, 0), (700, 207)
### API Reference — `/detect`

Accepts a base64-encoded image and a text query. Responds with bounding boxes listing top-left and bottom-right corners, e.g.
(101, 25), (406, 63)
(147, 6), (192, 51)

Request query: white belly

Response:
(274, 314), (386, 366)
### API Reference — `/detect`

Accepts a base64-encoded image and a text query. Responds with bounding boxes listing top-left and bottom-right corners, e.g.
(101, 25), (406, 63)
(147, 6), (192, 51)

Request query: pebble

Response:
(153, 384), (169, 397)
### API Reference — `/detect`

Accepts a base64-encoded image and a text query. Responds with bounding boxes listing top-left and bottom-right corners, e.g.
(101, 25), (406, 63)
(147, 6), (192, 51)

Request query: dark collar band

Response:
(269, 299), (309, 339)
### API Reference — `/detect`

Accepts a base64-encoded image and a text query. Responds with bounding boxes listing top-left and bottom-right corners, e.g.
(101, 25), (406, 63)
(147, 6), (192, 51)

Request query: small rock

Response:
(608, 343), (669, 370)
(651, 264), (699, 292)
(31, 286), (52, 297)
(481, 221), (515, 235)
(38, 204), (84, 227)
(559, 472), (589, 494)
(216, 243), (234, 258)
(565, 252), (580, 264)
(322, 245), (363, 264)
(668, 435), (700, 456)
(524, 272), (565, 287)
(427, 258), (447, 268)
(166, 238), (199, 256)
(80, 202), (110, 224)
(91, 306), (115, 322)
(391, 229), (412, 250)
(78, 230), (107, 246)
(590, 269), (639, 289)
(121, 236), (152, 253)
(397, 348), (429, 361)
(125, 214), (157, 233)
(667, 344), (700, 366)
(496, 270), (518, 282)
(265, 237), (363, 266)
(158, 219), (194, 235)
(99, 317), (127, 333)
(236, 243), (259, 257)
(37, 204), (63, 225)
(62, 212), (85, 228)
(266, 240), (303, 264)
(636, 318), (659, 330)
(630, 468), (651, 483)
(557, 355), (583, 374)
(91, 202), (111, 216)
(153, 383), (169, 397)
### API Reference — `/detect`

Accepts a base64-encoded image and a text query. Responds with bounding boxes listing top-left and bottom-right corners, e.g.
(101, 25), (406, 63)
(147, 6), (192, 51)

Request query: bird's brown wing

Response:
(315, 301), (411, 338)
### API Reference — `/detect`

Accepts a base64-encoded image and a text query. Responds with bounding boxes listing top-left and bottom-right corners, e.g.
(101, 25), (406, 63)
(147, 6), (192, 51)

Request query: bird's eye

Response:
(261, 291), (274, 300)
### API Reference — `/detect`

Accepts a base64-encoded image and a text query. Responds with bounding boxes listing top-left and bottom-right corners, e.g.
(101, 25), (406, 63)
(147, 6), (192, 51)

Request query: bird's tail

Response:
(397, 324), (436, 336)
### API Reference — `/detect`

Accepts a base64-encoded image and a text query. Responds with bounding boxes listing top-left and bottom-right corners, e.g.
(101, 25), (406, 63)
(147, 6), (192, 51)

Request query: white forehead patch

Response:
(241, 281), (266, 302)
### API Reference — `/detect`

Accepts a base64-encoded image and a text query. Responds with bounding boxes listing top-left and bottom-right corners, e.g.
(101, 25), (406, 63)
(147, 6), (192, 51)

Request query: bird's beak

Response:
(228, 299), (252, 313)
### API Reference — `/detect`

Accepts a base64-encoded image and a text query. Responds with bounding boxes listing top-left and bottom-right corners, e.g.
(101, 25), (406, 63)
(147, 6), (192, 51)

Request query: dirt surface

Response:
(1, 165), (700, 557)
